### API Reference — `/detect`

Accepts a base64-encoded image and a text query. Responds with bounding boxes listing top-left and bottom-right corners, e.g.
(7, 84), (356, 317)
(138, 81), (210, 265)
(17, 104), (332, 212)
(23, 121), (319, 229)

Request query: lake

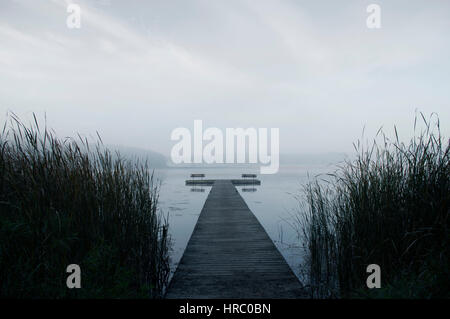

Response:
(155, 163), (339, 284)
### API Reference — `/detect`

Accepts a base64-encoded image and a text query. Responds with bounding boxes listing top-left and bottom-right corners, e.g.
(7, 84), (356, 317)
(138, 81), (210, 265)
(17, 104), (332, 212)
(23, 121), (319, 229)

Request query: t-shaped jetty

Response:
(166, 179), (306, 298)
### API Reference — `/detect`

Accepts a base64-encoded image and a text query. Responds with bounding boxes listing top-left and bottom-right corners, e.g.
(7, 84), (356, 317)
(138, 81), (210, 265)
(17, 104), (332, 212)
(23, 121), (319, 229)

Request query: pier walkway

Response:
(166, 180), (306, 298)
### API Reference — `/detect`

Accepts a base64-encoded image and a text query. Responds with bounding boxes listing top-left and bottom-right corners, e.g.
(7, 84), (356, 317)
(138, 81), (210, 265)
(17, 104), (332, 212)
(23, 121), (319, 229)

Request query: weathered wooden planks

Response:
(166, 180), (306, 299)
(185, 179), (261, 186)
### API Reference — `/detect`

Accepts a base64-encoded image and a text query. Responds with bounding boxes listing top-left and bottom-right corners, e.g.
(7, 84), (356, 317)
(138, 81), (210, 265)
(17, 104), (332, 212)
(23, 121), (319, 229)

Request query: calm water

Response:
(155, 164), (337, 283)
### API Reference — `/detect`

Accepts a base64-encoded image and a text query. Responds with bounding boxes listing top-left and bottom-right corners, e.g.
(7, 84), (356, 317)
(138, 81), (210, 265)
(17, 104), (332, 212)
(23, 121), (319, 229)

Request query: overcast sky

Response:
(0, 0), (449, 155)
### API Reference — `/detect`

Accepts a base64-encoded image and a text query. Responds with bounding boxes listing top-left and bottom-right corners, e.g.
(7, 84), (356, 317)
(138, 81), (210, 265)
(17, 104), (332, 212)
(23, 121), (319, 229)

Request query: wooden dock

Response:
(185, 179), (261, 186)
(165, 180), (306, 299)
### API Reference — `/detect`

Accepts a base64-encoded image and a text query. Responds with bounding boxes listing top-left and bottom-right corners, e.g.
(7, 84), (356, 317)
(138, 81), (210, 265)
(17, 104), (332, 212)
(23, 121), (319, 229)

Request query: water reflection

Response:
(156, 165), (335, 283)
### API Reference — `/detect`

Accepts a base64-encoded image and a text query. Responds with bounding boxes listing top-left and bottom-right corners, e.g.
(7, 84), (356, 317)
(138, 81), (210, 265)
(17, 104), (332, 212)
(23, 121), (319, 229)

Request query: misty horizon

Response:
(1, 0), (449, 157)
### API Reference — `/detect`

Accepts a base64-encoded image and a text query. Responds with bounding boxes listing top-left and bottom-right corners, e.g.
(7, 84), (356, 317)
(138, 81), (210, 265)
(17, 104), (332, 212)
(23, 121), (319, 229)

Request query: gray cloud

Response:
(0, 0), (449, 155)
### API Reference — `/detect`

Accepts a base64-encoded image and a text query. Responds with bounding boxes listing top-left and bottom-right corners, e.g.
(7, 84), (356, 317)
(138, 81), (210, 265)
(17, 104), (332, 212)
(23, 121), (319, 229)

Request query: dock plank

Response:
(166, 180), (306, 298)
(185, 179), (261, 186)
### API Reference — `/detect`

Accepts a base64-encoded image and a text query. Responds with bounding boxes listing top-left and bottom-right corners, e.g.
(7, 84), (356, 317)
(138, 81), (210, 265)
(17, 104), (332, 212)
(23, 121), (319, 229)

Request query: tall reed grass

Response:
(299, 114), (449, 298)
(0, 114), (170, 298)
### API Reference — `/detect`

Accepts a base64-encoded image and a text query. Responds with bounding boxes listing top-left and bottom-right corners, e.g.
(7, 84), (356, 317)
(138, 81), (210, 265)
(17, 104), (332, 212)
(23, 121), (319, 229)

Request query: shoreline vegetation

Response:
(0, 112), (448, 299)
(298, 114), (449, 298)
(0, 114), (170, 298)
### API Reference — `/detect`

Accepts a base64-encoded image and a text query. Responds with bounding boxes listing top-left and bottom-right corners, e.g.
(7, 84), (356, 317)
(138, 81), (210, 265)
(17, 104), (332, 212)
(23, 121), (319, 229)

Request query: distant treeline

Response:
(108, 145), (167, 168)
